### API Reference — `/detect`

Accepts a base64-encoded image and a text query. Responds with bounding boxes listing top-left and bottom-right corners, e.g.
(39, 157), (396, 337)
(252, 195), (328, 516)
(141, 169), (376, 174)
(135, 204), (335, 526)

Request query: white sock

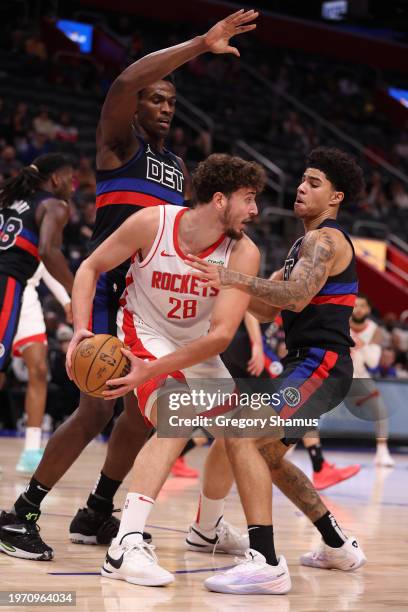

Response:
(116, 492), (154, 544)
(24, 427), (42, 451)
(195, 492), (225, 532)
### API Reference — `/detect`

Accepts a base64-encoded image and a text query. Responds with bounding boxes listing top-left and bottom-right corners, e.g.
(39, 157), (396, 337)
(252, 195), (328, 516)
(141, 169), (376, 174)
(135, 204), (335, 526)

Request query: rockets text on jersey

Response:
(122, 205), (235, 345)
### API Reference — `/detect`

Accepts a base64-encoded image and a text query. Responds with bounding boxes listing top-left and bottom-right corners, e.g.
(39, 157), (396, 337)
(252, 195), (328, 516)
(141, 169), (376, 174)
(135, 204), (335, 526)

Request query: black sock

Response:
(87, 472), (122, 514)
(307, 444), (324, 472)
(248, 524), (278, 565)
(13, 478), (50, 522)
(180, 439), (196, 457)
(19, 478), (50, 508)
(314, 511), (347, 548)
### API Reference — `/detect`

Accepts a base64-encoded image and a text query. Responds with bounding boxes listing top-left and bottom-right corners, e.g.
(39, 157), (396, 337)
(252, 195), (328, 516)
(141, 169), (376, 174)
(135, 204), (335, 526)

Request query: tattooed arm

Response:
(247, 268), (284, 322)
(189, 228), (339, 313)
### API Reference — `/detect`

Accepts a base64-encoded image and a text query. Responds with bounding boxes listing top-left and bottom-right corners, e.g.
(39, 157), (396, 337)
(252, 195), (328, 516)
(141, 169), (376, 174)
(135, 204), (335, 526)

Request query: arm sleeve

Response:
(41, 267), (71, 306)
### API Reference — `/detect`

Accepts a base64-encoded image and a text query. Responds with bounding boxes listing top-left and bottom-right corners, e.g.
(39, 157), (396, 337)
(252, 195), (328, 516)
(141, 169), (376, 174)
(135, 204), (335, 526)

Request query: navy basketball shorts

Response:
(0, 274), (24, 372)
(274, 347), (353, 445)
(88, 268), (126, 336)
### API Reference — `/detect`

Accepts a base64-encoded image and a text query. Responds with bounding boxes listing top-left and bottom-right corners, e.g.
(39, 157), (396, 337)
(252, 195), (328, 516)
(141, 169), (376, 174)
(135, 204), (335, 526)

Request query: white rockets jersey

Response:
(350, 319), (381, 378)
(122, 205), (235, 345)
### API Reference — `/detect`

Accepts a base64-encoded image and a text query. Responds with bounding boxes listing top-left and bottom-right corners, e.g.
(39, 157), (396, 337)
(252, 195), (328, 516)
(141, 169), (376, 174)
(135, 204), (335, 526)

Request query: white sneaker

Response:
(186, 519), (249, 555)
(300, 537), (366, 571)
(204, 549), (291, 595)
(374, 445), (395, 467)
(101, 535), (174, 586)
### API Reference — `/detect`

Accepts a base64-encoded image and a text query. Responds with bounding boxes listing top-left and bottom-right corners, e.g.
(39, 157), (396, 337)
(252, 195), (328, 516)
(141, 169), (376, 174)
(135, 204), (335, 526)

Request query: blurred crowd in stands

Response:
(0, 13), (407, 432)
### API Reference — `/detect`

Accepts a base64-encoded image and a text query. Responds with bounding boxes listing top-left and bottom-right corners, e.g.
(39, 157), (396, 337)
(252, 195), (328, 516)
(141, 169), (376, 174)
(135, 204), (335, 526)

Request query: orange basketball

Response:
(71, 334), (131, 397)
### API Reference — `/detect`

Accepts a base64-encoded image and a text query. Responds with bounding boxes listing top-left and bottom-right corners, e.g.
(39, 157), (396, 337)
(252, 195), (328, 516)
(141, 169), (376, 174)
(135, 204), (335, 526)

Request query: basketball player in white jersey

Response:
(66, 154), (267, 587)
(349, 294), (394, 467)
(13, 263), (71, 474)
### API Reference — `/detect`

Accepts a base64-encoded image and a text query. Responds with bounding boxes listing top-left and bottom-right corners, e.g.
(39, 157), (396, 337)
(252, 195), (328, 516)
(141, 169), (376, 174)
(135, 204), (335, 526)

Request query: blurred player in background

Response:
(12, 263), (71, 474)
(0, 153), (74, 390)
(349, 294), (394, 467)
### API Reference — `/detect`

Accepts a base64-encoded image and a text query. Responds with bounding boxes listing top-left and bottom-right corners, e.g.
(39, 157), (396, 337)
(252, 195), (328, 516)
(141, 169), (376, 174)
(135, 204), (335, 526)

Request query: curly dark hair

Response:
(192, 154), (266, 204)
(0, 153), (72, 210)
(306, 147), (365, 204)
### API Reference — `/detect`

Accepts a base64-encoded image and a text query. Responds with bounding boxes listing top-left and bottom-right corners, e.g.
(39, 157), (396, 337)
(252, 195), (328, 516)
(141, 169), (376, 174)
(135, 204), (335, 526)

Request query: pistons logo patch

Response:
(282, 386), (301, 407)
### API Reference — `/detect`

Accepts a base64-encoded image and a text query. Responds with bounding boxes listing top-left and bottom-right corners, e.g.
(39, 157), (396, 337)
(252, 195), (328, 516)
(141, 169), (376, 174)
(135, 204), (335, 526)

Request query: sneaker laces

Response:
(211, 520), (245, 557)
(122, 540), (158, 565)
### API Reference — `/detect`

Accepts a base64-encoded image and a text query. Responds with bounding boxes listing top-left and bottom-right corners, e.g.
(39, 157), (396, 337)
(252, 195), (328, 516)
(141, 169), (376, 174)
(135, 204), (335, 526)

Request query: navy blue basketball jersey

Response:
(91, 137), (185, 260)
(0, 190), (53, 285)
(281, 219), (358, 351)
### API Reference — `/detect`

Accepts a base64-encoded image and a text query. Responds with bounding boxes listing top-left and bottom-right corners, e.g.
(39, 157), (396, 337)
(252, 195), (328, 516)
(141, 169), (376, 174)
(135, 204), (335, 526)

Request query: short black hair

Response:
(306, 147), (365, 204)
(139, 73), (176, 98)
(357, 293), (371, 307)
(192, 154), (266, 203)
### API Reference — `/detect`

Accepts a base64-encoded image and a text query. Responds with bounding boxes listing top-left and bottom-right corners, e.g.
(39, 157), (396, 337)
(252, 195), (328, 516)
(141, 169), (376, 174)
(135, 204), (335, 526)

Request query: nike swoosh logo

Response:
(138, 496), (154, 504)
(37, 486), (49, 492)
(3, 526), (27, 534)
(160, 250), (175, 257)
(106, 551), (124, 570)
(276, 572), (286, 578)
(191, 526), (218, 545)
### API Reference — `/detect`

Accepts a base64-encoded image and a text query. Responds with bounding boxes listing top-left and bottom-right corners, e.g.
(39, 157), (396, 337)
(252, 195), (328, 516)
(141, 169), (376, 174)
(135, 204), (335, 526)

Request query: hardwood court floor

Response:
(0, 437), (407, 611)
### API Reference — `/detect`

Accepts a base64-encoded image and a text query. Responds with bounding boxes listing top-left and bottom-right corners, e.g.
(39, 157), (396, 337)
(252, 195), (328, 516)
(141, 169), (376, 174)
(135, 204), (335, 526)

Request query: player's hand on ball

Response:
(102, 348), (149, 399)
(66, 328), (94, 379)
(204, 9), (258, 57)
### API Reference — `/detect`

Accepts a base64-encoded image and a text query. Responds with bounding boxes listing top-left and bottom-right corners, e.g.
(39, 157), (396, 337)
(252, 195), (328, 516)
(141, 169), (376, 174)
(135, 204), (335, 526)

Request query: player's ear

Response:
(331, 190), (344, 206)
(50, 171), (59, 189)
(213, 192), (225, 209)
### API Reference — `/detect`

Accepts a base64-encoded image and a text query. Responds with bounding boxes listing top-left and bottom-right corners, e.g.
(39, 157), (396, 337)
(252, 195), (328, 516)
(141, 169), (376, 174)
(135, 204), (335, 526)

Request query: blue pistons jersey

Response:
(91, 136), (185, 257)
(87, 135), (186, 336)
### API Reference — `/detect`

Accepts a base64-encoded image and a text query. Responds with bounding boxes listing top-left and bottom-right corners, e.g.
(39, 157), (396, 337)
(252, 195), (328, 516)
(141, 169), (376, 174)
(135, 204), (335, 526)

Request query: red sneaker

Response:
(313, 461), (361, 491)
(171, 457), (199, 478)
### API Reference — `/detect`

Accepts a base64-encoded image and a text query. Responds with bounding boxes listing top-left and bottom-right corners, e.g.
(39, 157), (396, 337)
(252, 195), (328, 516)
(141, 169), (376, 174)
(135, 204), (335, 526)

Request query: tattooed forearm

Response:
(220, 229), (336, 311)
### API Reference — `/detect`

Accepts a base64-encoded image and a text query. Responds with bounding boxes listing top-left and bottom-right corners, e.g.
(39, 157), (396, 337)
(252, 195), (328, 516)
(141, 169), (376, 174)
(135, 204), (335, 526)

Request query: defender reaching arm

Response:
(189, 227), (343, 313)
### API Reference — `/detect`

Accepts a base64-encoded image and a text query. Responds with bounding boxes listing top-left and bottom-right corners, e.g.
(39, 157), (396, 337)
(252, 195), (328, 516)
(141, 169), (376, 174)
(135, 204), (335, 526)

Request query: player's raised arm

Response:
(98, 9), (258, 155)
(189, 228), (340, 313)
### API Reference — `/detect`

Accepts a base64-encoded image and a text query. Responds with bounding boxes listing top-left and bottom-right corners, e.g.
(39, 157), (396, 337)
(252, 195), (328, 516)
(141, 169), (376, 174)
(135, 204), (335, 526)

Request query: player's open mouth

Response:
(158, 119), (170, 127)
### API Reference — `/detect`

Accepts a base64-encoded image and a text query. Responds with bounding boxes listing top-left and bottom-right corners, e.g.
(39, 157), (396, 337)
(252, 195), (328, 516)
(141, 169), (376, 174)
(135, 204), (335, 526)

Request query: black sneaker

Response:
(0, 511), (53, 561)
(69, 507), (152, 545)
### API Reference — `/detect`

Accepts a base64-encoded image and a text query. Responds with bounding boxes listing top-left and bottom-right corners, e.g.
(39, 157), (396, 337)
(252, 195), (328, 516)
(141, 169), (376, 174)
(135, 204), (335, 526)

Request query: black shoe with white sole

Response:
(69, 507), (152, 546)
(0, 511), (53, 561)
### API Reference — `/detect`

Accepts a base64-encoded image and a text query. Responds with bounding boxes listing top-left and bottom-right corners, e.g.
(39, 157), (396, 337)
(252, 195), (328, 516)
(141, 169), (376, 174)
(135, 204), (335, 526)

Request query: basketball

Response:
(71, 334), (131, 397)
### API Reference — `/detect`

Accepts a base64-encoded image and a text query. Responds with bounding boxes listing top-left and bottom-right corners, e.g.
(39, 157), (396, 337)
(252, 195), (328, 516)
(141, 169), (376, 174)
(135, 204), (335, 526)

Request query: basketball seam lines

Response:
(83, 335), (113, 393)
(102, 343), (128, 389)
(87, 338), (128, 394)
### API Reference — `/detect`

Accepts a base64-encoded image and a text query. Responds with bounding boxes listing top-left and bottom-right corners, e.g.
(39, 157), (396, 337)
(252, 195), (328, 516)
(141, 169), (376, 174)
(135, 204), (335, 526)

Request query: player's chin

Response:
(225, 227), (244, 240)
(156, 123), (171, 137)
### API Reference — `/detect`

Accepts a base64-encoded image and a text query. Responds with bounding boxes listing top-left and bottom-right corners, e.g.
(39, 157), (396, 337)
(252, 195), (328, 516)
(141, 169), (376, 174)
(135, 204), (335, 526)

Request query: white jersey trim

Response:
(139, 205), (166, 269)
